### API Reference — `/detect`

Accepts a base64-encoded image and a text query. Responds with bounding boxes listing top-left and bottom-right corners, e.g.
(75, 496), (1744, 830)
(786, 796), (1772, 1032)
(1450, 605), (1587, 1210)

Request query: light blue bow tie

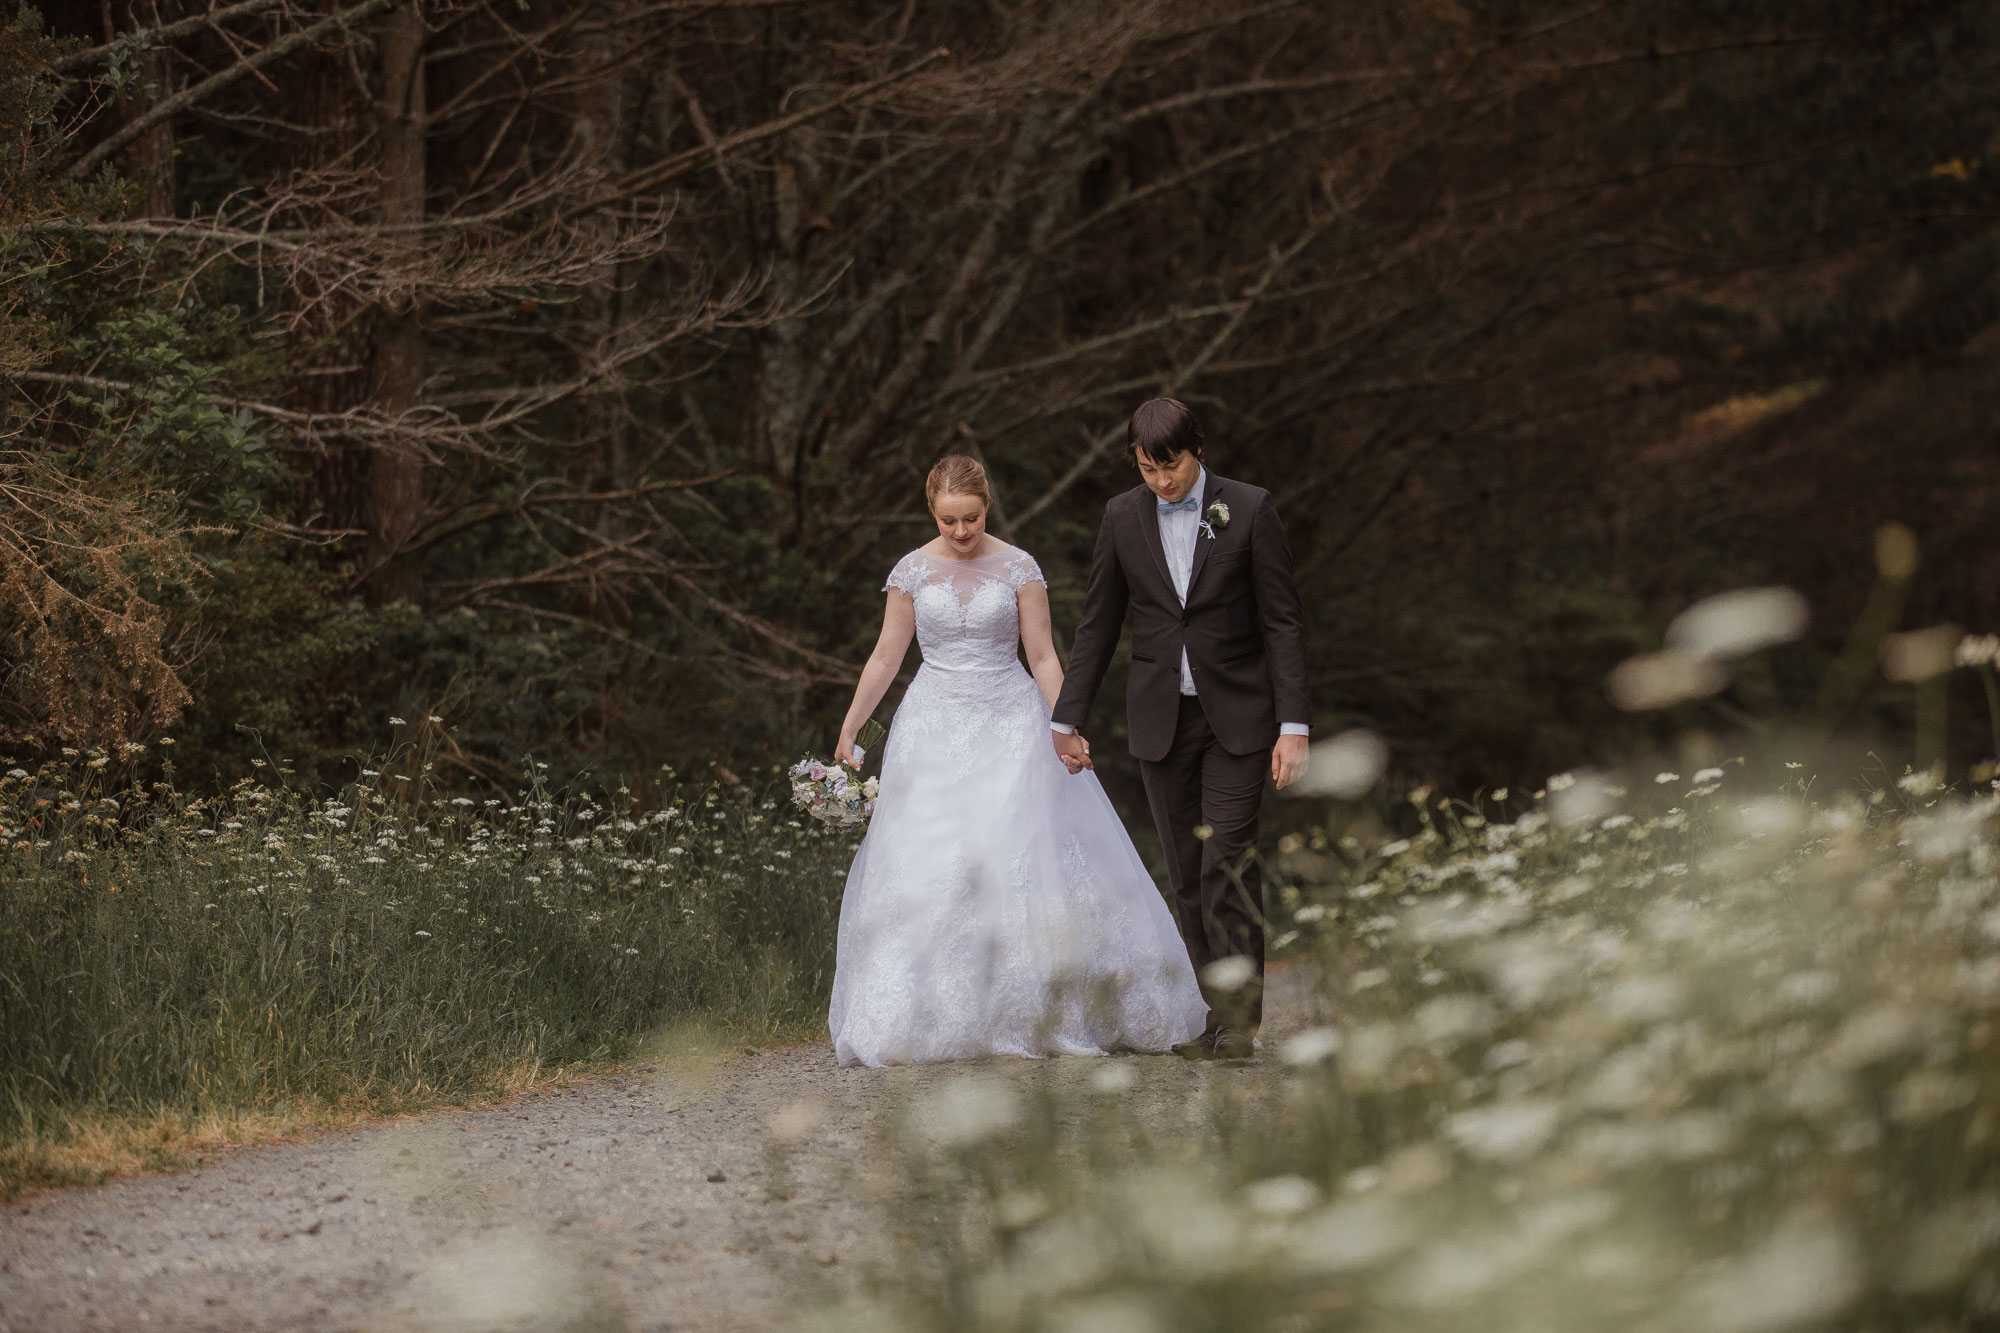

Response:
(1157, 494), (1201, 515)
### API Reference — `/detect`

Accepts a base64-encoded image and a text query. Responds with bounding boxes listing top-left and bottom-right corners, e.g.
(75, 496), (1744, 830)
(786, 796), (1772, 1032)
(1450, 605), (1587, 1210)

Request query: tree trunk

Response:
(568, 11), (637, 620)
(124, 1), (176, 218)
(365, 0), (426, 606)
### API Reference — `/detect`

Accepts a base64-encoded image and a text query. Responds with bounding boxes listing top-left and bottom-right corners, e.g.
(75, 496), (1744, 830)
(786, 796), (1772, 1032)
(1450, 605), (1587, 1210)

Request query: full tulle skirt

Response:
(828, 661), (1207, 1068)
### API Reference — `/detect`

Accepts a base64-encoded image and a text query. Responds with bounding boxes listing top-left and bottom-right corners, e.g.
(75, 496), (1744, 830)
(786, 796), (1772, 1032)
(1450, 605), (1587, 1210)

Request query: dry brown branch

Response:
(558, 46), (951, 223)
(0, 456), (219, 750)
(53, 0), (291, 74)
(69, 0), (406, 179)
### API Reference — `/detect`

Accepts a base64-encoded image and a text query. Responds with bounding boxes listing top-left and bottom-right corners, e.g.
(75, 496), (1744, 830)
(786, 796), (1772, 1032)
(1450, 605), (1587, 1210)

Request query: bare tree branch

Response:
(69, 0), (406, 179)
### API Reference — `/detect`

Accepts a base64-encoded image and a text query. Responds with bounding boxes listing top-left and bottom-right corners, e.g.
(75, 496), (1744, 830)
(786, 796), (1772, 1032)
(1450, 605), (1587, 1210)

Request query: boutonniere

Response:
(1200, 499), (1230, 539)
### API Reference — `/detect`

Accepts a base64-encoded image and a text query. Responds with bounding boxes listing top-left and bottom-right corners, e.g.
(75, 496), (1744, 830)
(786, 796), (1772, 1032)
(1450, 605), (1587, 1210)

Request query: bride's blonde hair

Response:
(925, 454), (990, 511)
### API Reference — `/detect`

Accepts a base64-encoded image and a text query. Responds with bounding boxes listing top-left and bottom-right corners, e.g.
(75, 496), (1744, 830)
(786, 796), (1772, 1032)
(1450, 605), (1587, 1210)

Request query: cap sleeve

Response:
(884, 552), (930, 599)
(1003, 550), (1046, 593)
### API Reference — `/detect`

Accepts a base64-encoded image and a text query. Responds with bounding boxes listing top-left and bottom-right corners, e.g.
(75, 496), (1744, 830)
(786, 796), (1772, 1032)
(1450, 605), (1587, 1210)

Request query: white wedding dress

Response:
(828, 543), (1207, 1068)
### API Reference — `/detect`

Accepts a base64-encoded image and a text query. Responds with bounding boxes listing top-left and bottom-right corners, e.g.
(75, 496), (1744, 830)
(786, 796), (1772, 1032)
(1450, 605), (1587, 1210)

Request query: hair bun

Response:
(925, 455), (990, 509)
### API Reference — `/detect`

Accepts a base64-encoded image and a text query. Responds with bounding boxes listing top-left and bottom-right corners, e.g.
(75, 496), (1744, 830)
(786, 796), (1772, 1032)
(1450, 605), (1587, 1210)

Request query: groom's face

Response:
(1135, 449), (1203, 504)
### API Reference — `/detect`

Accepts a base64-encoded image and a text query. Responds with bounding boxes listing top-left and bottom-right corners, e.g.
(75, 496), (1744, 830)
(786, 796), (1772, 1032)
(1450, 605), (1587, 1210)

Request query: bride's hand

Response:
(1053, 730), (1092, 774)
(835, 729), (858, 767)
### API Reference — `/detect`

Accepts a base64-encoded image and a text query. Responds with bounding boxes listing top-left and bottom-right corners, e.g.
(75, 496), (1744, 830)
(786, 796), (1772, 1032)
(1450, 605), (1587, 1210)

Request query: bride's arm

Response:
(836, 590), (917, 765)
(1017, 582), (1065, 712)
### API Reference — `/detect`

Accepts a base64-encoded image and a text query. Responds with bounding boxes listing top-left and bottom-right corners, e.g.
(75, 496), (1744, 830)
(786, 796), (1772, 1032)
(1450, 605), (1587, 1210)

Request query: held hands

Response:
(1272, 733), (1309, 790)
(1053, 730), (1092, 775)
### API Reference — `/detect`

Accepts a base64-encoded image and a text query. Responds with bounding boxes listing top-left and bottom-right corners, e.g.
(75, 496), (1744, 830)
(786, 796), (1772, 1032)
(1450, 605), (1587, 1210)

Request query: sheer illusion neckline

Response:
(920, 541), (1019, 565)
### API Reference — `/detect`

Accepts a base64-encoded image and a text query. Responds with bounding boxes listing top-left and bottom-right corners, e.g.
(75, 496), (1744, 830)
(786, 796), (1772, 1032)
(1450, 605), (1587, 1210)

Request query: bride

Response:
(828, 455), (1207, 1067)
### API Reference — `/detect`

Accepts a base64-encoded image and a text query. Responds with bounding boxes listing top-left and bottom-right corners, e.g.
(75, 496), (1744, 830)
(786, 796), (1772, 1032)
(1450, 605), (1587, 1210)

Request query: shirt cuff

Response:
(1279, 723), (1310, 738)
(1050, 722), (1076, 735)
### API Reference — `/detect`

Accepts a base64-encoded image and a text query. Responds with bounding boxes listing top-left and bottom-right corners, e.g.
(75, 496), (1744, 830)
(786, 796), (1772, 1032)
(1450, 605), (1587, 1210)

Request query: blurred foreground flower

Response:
(1201, 956), (1258, 992)
(1956, 633), (2000, 669)
(1665, 586), (1810, 659)
(1546, 770), (1618, 827)
(911, 1077), (1020, 1149)
(1288, 728), (1388, 799)
(1882, 624), (1962, 682)
(1608, 586), (1808, 710)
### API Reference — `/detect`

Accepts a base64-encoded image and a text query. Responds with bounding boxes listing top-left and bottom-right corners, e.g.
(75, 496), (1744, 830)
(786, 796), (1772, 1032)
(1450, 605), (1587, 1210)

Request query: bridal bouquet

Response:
(790, 720), (884, 827)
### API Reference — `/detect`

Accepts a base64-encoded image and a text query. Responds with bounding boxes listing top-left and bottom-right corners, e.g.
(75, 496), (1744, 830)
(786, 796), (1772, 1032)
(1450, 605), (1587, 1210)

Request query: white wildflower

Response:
(1413, 995), (1496, 1047)
(1548, 771), (1618, 827)
(1895, 1194), (2000, 1293)
(911, 1078), (1021, 1148)
(1898, 767), (1943, 798)
(1607, 649), (1727, 710)
(1290, 729), (1389, 800)
(1665, 586), (1810, 659)
(1955, 633), (2000, 670)
(1695, 1221), (1861, 1331)
(1286, 1199), (1413, 1274)
(1826, 1005), (1933, 1069)
(1736, 796), (1802, 839)
(1088, 1063), (1137, 1094)
(1446, 1099), (1561, 1161)
(1883, 625), (1963, 682)
(1281, 1027), (1342, 1065)
(1201, 956), (1258, 992)
(1245, 1175), (1321, 1218)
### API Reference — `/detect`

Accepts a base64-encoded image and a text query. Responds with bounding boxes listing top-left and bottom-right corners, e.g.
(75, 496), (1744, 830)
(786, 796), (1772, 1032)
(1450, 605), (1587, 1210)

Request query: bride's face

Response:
(932, 491), (988, 554)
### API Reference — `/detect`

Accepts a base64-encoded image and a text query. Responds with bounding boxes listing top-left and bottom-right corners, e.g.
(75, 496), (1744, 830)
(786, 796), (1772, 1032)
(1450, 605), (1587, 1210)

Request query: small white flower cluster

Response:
(1956, 633), (2000, 669)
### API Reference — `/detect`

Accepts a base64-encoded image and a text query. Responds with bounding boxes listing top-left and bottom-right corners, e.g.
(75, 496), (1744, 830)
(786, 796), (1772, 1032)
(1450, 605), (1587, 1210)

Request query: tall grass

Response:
(0, 739), (855, 1197)
(854, 763), (2000, 1331)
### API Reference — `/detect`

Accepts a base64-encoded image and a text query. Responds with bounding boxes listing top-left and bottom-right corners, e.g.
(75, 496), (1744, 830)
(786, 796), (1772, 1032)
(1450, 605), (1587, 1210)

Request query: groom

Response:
(1052, 398), (1310, 1060)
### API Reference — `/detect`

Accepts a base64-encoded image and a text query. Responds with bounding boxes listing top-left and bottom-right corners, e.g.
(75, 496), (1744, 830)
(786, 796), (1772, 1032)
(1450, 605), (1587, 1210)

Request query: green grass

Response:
(848, 763), (2000, 1332)
(0, 740), (856, 1198)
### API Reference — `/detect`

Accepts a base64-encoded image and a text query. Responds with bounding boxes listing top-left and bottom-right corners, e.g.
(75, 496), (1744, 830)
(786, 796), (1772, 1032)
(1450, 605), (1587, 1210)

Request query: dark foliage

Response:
(3, 0), (1995, 796)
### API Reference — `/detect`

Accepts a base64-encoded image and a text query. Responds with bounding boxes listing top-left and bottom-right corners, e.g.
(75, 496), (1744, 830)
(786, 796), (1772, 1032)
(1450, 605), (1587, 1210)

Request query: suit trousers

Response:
(1139, 694), (1268, 1035)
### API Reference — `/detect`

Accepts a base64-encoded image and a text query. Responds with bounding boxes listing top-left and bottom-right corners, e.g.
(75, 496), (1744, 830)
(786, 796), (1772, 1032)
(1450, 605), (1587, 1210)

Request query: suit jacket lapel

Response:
(1138, 486), (1175, 601)
(1186, 471), (1219, 598)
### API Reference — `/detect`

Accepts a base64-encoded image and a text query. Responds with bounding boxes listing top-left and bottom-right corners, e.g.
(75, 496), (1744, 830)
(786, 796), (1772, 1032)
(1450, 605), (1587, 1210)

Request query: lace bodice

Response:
(885, 545), (1045, 673)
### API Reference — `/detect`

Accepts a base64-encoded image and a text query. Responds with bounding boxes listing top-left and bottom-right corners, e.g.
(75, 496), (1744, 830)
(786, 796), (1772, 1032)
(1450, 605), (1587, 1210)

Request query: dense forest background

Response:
(4, 0), (1997, 801)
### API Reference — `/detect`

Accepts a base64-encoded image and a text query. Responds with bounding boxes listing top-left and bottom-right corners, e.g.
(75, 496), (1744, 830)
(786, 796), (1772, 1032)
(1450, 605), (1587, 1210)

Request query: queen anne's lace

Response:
(830, 544), (1207, 1067)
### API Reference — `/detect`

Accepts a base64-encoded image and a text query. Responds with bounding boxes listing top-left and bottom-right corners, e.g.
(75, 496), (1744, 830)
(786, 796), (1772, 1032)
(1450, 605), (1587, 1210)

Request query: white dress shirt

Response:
(1156, 470), (1206, 696)
(1053, 467), (1307, 738)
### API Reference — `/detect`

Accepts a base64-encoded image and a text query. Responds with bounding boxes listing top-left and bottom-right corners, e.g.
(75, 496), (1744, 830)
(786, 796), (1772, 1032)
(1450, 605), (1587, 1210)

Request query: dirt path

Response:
(0, 970), (1318, 1331)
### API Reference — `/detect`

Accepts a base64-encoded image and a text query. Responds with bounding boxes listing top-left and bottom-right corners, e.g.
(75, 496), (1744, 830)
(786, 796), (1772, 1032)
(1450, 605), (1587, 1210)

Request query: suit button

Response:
(1180, 613), (1190, 626)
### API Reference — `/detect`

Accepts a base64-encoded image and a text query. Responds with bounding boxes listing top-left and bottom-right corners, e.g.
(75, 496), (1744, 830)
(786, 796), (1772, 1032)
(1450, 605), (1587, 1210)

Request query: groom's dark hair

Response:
(1127, 397), (1205, 465)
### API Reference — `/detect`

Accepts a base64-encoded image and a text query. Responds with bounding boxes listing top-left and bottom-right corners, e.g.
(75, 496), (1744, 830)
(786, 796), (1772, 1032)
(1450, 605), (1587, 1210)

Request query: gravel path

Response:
(0, 970), (1319, 1331)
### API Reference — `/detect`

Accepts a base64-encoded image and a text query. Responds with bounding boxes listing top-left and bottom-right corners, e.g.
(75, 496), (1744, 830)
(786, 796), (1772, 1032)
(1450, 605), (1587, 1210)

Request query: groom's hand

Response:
(1272, 734), (1309, 790)
(1053, 730), (1093, 774)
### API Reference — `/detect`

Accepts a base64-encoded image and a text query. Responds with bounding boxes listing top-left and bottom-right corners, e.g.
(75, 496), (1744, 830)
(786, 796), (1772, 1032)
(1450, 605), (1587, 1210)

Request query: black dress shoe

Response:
(1211, 1026), (1255, 1060)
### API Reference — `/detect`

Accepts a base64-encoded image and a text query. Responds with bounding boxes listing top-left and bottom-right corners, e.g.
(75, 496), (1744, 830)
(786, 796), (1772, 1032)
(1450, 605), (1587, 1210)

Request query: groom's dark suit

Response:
(1052, 468), (1309, 1035)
